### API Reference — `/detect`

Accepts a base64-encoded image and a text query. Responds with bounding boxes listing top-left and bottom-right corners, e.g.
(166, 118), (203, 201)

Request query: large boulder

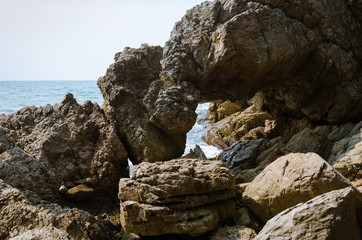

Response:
(118, 159), (235, 237)
(98, 44), (198, 163)
(161, 0), (362, 124)
(0, 180), (114, 240)
(255, 187), (361, 240)
(0, 93), (128, 203)
(242, 152), (352, 222)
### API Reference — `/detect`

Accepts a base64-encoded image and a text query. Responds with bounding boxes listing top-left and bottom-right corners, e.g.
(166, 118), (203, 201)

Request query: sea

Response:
(0, 81), (221, 160)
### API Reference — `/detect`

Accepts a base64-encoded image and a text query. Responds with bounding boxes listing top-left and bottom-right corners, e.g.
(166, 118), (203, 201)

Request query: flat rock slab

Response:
(118, 159), (235, 237)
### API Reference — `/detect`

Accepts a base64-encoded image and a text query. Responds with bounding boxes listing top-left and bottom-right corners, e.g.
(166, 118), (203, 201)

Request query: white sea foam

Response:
(183, 103), (222, 159)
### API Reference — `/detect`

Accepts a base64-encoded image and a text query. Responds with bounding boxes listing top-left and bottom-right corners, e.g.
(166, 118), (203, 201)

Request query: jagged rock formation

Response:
(0, 93), (128, 204)
(242, 152), (352, 222)
(255, 187), (362, 240)
(161, 0), (362, 124)
(98, 44), (199, 163)
(118, 159), (235, 236)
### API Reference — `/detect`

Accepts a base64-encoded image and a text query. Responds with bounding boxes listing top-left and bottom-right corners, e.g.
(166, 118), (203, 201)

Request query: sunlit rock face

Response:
(98, 44), (198, 164)
(161, 0), (362, 124)
(118, 159), (235, 237)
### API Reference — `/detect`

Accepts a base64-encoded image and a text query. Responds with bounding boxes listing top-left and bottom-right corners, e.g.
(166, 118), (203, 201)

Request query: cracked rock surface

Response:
(118, 159), (235, 236)
(242, 152), (352, 222)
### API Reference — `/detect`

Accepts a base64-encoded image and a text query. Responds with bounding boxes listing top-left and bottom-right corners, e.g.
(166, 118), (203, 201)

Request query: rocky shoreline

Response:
(1, 0), (362, 239)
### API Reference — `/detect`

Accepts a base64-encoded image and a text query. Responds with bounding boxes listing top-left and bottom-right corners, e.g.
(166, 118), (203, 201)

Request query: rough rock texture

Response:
(219, 121), (362, 183)
(255, 187), (361, 240)
(202, 105), (270, 149)
(118, 159), (235, 236)
(330, 121), (362, 181)
(242, 152), (352, 222)
(0, 93), (128, 203)
(161, 0), (362, 124)
(207, 100), (246, 123)
(0, 180), (114, 240)
(98, 44), (199, 163)
(210, 225), (256, 240)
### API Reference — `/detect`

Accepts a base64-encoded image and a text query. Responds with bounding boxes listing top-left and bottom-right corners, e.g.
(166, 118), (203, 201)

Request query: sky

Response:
(0, 0), (204, 80)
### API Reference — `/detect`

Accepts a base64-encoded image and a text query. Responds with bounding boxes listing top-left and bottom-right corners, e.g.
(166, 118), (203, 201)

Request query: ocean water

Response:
(0, 80), (220, 159)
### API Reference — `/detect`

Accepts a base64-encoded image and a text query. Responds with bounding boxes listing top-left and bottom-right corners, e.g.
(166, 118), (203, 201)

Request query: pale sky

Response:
(0, 0), (204, 80)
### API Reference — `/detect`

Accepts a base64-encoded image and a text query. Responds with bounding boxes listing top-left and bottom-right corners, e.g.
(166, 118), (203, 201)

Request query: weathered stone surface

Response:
(0, 180), (113, 240)
(203, 105), (270, 149)
(219, 121), (362, 184)
(330, 122), (362, 181)
(255, 187), (361, 240)
(242, 153), (352, 222)
(207, 100), (246, 123)
(0, 93), (128, 203)
(120, 199), (234, 237)
(118, 159), (235, 236)
(98, 44), (198, 163)
(65, 184), (95, 201)
(210, 225), (256, 240)
(161, 0), (362, 124)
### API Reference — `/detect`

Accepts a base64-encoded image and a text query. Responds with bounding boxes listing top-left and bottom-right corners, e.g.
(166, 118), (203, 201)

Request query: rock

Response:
(160, 0), (362, 124)
(207, 100), (246, 123)
(242, 152), (352, 222)
(183, 144), (207, 160)
(118, 159), (235, 236)
(0, 180), (114, 240)
(210, 226), (257, 240)
(0, 93), (128, 205)
(330, 122), (362, 181)
(202, 105), (270, 149)
(255, 187), (361, 240)
(58, 185), (67, 194)
(98, 44), (196, 163)
(218, 121), (362, 184)
(234, 208), (251, 227)
(65, 184), (94, 201)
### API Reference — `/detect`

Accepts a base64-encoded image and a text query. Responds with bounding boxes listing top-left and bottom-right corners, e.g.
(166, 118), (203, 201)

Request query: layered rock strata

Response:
(118, 159), (235, 237)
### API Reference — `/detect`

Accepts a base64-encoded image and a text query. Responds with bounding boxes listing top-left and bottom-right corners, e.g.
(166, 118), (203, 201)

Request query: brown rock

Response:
(242, 153), (352, 222)
(330, 122), (362, 181)
(65, 184), (94, 202)
(98, 44), (197, 163)
(118, 159), (235, 236)
(161, 0), (362, 124)
(0, 94), (128, 203)
(210, 225), (256, 240)
(255, 187), (361, 240)
(0, 180), (113, 240)
(207, 100), (246, 123)
(203, 105), (270, 149)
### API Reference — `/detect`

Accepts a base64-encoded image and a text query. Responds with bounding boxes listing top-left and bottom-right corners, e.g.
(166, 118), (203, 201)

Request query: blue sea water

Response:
(0, 81), (103, 114)
(0, 80), (221, 158)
